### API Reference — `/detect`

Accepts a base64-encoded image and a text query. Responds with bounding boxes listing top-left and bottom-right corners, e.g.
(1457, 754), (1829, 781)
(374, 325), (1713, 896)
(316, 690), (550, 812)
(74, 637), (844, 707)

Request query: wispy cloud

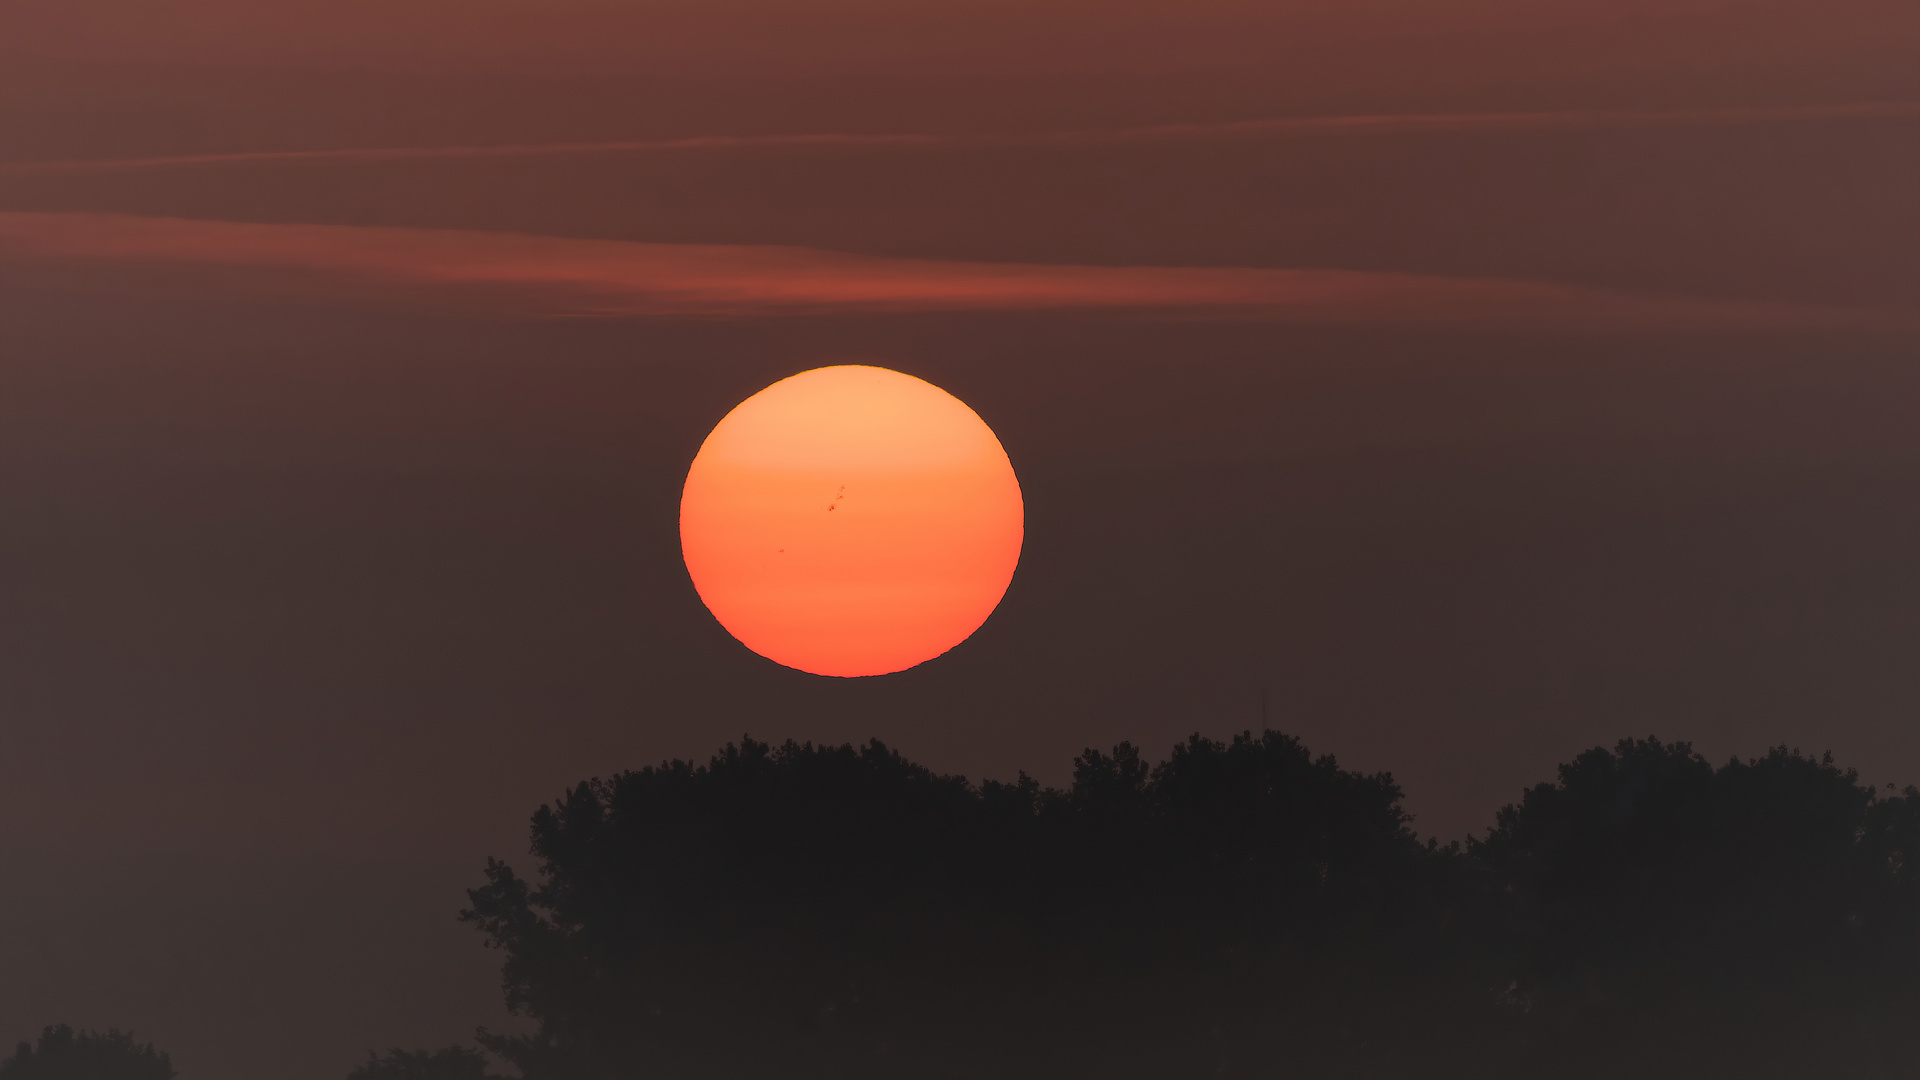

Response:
(1, 101), (1911, 177)
(0, 211), (1891, 329)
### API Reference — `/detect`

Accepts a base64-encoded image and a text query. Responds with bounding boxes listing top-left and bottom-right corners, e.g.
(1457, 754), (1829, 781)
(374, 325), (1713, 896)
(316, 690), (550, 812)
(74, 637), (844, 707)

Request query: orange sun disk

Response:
(679, 365), (1024, 677)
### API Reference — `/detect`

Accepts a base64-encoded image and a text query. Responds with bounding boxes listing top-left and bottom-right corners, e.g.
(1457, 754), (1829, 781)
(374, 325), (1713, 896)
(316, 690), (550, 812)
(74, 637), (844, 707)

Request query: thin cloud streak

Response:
(0, 211), (1890, 329)
(1, 101), (1912, 177)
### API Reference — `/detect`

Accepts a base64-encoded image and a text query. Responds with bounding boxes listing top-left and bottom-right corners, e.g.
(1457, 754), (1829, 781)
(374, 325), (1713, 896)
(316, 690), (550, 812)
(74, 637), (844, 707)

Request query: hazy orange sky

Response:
(0, 1), (1914, 1077)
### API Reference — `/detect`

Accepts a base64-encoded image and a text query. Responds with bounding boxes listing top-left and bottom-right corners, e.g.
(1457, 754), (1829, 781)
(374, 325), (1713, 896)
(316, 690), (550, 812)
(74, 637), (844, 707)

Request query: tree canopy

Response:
(0, 1026), (174, 1080)
(463, 731), (1917, 1079)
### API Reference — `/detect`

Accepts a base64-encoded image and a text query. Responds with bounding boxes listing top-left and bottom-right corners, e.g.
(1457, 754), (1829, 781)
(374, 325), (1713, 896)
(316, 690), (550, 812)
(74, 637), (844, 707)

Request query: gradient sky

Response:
(0, 3), (1915, 1078)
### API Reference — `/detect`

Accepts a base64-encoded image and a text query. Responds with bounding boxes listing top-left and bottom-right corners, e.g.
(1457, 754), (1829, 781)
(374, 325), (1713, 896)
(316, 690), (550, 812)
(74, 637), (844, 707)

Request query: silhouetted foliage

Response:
(345, 1046), (502, 1080)
(465, 732), (1918, 1080)
(1475, 738), (1918, 1007)
(0, 1026), (174, 1080)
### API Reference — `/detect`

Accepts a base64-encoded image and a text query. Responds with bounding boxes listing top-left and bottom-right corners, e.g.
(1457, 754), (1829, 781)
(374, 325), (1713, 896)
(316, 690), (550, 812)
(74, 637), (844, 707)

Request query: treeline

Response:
(455, 732), (1917, 1080)
(1, 1027), (174, 1080)
(11, 732), (1911, 1079)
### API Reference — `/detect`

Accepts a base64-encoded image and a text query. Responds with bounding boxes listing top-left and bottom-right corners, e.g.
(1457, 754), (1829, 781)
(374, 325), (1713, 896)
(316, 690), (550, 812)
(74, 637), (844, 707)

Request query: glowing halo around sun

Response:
(679, 365), (1024, 677)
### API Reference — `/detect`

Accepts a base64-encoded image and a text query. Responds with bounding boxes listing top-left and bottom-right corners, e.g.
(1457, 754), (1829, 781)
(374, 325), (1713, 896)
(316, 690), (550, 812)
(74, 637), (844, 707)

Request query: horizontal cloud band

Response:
(1, 102), (1912, 177)
(0, 211), (1897, 330)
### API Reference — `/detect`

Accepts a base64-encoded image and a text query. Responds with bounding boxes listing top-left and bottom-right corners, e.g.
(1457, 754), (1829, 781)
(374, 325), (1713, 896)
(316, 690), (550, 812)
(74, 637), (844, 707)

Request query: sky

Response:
(0, 2), (1915, 1077)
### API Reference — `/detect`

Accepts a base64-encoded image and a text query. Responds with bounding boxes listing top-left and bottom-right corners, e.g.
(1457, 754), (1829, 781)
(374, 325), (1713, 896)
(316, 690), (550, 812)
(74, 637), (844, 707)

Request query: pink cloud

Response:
(0, 211), (1894, 329)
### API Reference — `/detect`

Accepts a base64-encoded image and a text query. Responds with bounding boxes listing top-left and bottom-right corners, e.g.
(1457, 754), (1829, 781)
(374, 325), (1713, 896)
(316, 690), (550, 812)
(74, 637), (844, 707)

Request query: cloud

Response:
(2, 102), (1911, 178)
(0, 211), (1893, 330)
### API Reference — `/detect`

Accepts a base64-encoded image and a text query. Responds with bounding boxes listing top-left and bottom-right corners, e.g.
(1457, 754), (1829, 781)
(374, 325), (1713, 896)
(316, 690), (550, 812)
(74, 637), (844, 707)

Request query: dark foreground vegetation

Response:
(13, 733), (1914, 1079)
(0, 1026), (174, 1080)
(459, 732), (1917, 1080)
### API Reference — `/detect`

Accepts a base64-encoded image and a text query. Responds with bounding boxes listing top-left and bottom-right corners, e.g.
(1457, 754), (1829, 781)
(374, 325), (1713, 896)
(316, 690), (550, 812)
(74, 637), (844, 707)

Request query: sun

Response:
(679, 365), (1024, 677)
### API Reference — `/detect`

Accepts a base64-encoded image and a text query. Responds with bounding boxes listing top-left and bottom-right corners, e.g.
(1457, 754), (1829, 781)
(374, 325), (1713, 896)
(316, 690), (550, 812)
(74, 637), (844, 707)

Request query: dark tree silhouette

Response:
(1472, 737), (1919, 1077)
(462, 733), (1457, 1078)
(345, 1046), (502, 1080)
(0, 1026), (174, 1080)
(463, 731), (1919, 1080)
(464, 737), (1049, 1079)
(1474, 737), (1918, 1002)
